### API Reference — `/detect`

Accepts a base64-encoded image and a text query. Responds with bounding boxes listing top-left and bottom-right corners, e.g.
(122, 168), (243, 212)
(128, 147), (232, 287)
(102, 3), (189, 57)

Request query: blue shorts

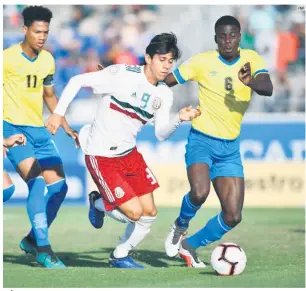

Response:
(185, 128), (244, 180)
(3, 121), (63, 169)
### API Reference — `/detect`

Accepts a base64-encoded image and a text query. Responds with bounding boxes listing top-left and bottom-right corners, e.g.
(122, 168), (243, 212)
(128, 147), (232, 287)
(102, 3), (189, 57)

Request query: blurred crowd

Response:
(235, 5), (305, 112)
(3, 5), (305, 116)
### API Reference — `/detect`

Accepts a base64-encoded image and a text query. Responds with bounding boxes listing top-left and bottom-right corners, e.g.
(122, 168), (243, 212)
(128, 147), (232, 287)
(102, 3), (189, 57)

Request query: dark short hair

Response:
(145, 32), (181, 60)
(22, 5), (53, 27)
(215, 15), (241, 32)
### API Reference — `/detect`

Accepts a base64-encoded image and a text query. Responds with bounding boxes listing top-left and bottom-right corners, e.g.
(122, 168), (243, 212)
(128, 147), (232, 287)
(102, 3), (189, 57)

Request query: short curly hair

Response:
(215, 15), (241, 32)
(22, 5), (53, 27)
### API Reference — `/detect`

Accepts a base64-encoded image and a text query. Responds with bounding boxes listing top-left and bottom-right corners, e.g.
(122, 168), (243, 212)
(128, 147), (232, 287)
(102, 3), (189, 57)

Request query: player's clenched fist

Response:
(4, 134), (27, 147)
(45, 113), (63, 135)
(3, 134), (27, 157)
(238, 62), (252, 86)
(179, 105), (201, 121)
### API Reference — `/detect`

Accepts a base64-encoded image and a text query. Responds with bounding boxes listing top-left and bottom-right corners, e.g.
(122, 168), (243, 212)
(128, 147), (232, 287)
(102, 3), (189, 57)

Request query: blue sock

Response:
(26, 176), (49, 247)
(176, 193), (201, 227)
(3, 184), (15, 202)
(186, 212), (232, 249)
(28, 179), (67, 240)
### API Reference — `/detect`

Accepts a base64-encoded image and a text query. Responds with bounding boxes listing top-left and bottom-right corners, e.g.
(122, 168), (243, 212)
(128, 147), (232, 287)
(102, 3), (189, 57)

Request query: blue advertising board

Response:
(4, 118), (305, 205)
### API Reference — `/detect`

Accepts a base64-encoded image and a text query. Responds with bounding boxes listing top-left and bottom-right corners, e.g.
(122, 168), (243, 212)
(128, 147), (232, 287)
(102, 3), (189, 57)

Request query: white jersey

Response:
(55, 64), (182, 157)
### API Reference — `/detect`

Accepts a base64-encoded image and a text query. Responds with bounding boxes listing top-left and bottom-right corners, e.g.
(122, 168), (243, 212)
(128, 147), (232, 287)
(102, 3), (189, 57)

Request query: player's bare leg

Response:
(179, 177), (244, 268)
(166, 163), (210, 257)
(3, 171), (15, 202)
(212, 177), (244, 228)
(18, 158), (65, 268)
(88, 178), (157, 229)
(3, 171), (13, 189)
(139, 192), (158, 217)
(117, 196), (144, 221)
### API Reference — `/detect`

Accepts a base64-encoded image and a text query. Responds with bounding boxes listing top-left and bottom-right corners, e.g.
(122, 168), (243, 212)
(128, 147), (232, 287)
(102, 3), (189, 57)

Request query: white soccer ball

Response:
(210, 242), (247, 276)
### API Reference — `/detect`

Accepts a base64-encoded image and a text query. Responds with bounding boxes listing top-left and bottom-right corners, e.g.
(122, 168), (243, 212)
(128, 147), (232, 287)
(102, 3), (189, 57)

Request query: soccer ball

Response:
(210, 242), (247, 276)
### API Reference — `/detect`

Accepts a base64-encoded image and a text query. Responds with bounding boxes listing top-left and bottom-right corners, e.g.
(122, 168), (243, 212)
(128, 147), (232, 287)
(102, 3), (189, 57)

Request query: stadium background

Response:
(3, 4), (305, 208)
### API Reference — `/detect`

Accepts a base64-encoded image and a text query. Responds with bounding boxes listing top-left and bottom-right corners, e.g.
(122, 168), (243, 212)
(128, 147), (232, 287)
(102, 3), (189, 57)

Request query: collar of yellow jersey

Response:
(217, 48), (241, 66)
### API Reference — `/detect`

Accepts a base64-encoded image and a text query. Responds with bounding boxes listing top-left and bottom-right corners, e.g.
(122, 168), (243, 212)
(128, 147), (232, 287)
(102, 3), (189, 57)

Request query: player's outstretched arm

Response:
(238, 62), (273, 96)
(155, 101), (200, 142)
(178, 106), (201, 121)
(45, 70), (111, 136)
(43, 85), (80, 147)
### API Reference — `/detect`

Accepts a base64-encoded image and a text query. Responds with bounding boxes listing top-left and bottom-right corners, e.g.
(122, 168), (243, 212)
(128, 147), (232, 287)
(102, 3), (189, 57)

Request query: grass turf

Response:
(3, 207), (305, 288)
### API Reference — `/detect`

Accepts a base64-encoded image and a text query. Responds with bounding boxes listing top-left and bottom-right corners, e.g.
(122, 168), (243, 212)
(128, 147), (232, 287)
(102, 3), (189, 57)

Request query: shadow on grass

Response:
(199, 271), (217, 276)
(291, 229), (305, 234)
(3, 247), (202, 268)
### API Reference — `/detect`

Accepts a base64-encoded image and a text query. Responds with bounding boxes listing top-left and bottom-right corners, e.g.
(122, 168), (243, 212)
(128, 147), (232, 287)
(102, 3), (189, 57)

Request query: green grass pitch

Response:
(3, 207), (305, 288)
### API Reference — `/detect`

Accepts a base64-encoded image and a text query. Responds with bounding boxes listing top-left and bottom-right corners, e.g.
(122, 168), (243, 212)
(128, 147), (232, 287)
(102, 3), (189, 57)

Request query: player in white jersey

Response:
(45, 33), (201, 268)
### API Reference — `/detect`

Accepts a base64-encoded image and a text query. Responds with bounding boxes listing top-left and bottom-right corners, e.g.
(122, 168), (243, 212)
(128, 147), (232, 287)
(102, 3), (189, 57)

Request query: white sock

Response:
(95, 199), (133, 224)
(94, 198), (105, 212)
(113, 216), (156, 258)
(107, 208), (132, 224)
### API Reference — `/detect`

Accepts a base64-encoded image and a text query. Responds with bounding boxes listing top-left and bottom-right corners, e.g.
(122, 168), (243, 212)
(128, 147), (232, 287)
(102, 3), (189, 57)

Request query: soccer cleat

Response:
(109, 252), (144, 269)
(178, 239), (206, 268)
(20, 236), (37, 257)
(36, 248), (66, 269)
(88, 191), (105, 229)
(165, 220), (188, 257)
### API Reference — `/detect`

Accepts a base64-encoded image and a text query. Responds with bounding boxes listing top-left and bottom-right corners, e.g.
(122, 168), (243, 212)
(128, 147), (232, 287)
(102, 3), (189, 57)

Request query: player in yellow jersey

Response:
(164, 15), (273, 267)
(3, 6), (79, 268)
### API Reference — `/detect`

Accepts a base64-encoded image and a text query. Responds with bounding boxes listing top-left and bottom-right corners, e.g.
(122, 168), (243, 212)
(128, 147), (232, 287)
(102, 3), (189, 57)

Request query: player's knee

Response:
(190, 184), (210, 206)
(223, 212), (242, 227)
(17, 158), (42, 182)
(143, 207), (158, 217)
(125, 209), (143, 221)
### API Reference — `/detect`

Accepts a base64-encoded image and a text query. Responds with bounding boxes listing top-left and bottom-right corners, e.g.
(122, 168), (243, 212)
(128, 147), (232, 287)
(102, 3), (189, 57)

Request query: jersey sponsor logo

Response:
(209, 71), (217, 76)
(152, 97), (162, 110)
(114, 187), (125, 198)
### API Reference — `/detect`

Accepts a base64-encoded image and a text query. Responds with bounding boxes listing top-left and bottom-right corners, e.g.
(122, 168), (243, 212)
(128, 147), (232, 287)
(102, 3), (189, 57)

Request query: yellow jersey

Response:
(3, 43), (55, 126)
(173, 49), (268, 139)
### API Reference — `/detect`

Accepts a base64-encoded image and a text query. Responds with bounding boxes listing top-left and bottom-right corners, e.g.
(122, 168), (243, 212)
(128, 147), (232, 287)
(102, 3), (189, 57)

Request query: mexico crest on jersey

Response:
(114, 187), (125, 198)
(152, 97), (162, 110)
(107, 65), (120, 75)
